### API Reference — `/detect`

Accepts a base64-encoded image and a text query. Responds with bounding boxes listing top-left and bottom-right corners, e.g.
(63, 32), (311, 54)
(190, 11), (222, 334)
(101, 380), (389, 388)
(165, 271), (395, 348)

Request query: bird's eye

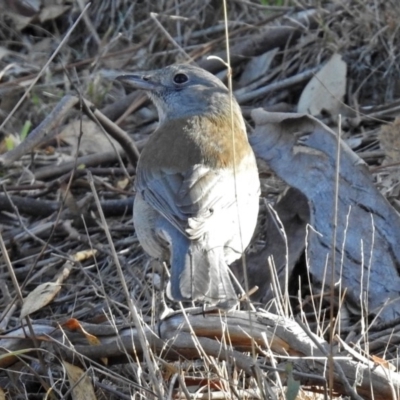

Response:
(173, 73), (188, 84)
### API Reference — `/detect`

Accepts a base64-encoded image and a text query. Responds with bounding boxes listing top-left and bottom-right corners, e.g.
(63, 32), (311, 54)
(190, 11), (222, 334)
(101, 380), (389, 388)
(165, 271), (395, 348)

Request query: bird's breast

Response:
(139, 114), (253, 172)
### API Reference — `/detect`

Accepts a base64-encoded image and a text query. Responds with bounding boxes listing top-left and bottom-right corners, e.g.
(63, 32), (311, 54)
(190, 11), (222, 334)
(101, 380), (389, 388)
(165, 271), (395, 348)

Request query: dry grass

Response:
(0, 0), (400, 398)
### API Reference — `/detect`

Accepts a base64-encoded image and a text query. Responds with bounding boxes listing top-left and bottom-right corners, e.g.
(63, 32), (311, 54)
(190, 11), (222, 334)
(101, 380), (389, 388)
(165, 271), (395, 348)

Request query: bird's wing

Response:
(136, 164), (235, 239)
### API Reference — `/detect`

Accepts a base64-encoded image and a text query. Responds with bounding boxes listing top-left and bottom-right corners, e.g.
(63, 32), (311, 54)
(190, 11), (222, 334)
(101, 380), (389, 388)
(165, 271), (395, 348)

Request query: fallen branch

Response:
(1, 310), (398, 399)
(0, 95), (140, 169)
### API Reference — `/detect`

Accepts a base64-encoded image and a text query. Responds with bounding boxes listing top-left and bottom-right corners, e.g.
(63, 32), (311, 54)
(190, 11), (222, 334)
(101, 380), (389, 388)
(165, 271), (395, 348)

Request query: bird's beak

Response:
(116, 74), (160, 91)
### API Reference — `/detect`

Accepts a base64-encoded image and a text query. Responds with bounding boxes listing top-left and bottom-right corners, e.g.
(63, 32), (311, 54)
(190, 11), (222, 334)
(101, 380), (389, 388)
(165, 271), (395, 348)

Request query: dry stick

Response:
(267, 203), (292, 317)
(0, 231), (50, 380)
(191, 11), (283, 65)
(0, 232), (25, 308)
(79, 103), (130, 182)
(0, 194), (59, 216)
(86, 171), (163, 399)
(177, 303), (214, 366)
(221, 0), (264, 397)
(0, 193), (133, 219)
(70, 327), (257, 377)
(0, 126), (90, 330)
(94, 381), (133, 400)
(58, 59), (136, 175)
(34, 150), (125, 181)
(0, 280), (15, 330)
(0, 91), (139, 178)
(0, 95), (79, 166)
(101, 92), (139, 121)
(0, 348), (56, 398)
(260, 364), (327, 386)
(0, 188), (67, 256)
(80, 98), (140, 166)
(1, 18), (139, 174)
(231, 0), (293, 11)
(150, 12), (192, 62)
(261, 331), (284, 395)
(198, 7), (324, 74)
(0, 42), (146, 91)
(2, 88), (128, 358)
(115, 93), (148, 126)
(329, 115), (342, 397)
(49, 334), (157, 397)
(295, 317), (364, 400)
(175, 374), (192, 400)
(0, 183), (47, 192)
(0, 3), (91, 135)
(77, 0), (101, 46)
(235, 67), (319, 104)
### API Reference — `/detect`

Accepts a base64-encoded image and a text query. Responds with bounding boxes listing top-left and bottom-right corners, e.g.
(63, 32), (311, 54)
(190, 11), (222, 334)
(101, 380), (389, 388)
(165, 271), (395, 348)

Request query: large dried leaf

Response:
(20, 282), (63, 319)
(4, 13), (32, 30)
(297, 53), (347, 116)
(251, 109), (400, 323)
(20, 250), (96, 318)
(39, 4), (69, 22)
(239, 48), (278, 86)
(63, 361), (97, 400)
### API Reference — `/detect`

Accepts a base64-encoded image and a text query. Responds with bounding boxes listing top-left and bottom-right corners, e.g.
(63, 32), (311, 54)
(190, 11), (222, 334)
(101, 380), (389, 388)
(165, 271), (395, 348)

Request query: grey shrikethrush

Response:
(117, 64), (260, 309)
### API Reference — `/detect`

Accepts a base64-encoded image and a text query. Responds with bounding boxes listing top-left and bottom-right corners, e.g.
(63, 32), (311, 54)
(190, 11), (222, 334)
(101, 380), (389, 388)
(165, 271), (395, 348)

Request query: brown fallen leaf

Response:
(39, 4), (69, 22)
(297, 53), (347, 117)
(20, 250), (97, 318)
(63, 361), (97, 400)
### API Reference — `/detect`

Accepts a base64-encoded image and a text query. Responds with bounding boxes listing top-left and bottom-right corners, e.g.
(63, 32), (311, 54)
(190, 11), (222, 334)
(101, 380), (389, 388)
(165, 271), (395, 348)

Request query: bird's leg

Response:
(158, 261), (173, 320)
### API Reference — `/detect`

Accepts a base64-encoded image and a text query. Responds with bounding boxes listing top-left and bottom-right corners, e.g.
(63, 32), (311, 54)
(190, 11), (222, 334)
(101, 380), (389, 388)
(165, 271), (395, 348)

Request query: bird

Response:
(117, 64), (260, 309)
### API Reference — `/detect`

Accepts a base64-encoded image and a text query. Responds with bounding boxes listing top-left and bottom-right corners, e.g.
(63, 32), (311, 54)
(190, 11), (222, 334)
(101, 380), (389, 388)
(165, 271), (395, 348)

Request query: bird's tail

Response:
(167, 233), (238, 309)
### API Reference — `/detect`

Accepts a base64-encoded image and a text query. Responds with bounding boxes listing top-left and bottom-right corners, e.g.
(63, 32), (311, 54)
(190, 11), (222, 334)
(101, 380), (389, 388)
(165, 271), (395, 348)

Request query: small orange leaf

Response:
(61, 319), (107, 365)
(371, 355), (396, 371)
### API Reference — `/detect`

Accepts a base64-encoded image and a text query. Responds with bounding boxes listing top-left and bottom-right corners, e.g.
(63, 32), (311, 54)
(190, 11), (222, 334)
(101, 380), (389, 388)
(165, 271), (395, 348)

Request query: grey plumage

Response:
(117, 64), (260, 309)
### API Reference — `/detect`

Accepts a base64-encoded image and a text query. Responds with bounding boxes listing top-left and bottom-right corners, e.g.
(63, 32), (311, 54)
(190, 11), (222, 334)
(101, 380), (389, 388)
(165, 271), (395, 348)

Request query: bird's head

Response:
(117, 64), (236, 124)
